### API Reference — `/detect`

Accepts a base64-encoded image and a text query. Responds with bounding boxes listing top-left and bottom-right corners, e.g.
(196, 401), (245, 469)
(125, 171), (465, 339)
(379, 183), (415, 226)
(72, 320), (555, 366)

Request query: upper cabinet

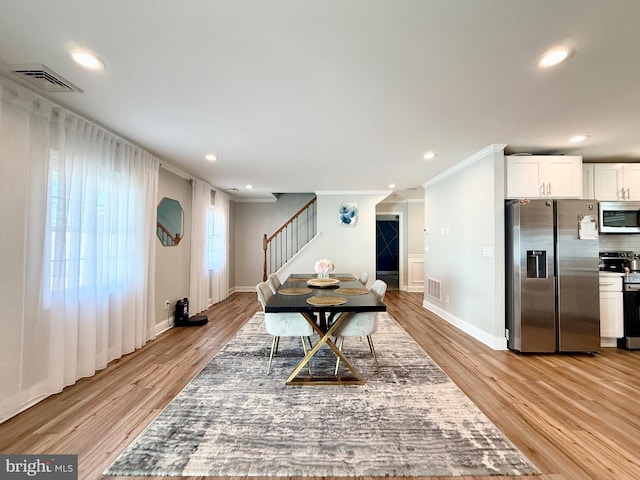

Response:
(506, 155), (582, 199)
(582, 163), (595, 199)
(593, 163), (640, 201)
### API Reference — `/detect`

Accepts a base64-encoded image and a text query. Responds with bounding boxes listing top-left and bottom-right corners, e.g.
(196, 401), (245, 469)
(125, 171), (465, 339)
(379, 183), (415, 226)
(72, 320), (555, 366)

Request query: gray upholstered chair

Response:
(267, 273), (281, 294)
(256, 282), (313, 375)
(333, 279), (387, 374)
(357, 272), (369, 286)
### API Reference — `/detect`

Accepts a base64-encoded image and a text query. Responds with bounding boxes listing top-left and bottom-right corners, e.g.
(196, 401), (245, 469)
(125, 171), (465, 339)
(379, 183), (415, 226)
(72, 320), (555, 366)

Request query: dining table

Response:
(264, 273), (386, 386)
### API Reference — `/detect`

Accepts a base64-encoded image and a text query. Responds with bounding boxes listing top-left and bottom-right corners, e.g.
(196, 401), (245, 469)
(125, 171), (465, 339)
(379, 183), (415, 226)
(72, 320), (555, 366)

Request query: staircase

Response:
(157, 222), (181, 246)
(263, 196), (317, 280)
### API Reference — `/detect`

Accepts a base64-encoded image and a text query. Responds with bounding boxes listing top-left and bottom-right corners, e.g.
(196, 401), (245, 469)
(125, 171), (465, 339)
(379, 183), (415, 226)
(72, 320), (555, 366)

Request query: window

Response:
(44, 148), (143, 302)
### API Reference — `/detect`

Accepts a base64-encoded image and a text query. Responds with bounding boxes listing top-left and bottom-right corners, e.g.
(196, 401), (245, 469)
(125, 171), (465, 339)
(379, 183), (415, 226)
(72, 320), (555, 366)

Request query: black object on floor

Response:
(175, 298), (208, 326)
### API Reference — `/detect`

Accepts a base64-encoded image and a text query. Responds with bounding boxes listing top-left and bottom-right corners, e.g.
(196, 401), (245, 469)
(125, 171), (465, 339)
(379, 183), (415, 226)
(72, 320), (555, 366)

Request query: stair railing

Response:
(263, 196), (317, 280)
(157, 222), (182, 245)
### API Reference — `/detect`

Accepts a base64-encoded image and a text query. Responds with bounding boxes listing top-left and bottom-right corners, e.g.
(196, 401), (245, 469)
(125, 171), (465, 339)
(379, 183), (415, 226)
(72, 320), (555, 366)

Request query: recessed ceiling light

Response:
(423, 152), (437, 160)
(205, 154), (217, 161)
(70, 49), (106, 71)
(388, 184), (396, 189)
(538, 47), (574, 68)
(569, 135), (590, 143)
(245, 184), (254, 189)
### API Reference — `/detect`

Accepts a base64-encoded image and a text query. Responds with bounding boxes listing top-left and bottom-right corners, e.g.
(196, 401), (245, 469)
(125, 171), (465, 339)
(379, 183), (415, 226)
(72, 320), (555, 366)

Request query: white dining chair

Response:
(333, 279), (387, 375)
(370, 278), (386, 299)
(357, 272), (369, 286)
(267, 273), (281, 294)
(256, 282), (313, 375)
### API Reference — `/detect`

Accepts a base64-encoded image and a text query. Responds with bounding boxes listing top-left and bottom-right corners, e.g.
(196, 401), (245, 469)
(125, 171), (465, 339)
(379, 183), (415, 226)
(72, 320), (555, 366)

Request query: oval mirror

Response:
(157, 197), (184, 246)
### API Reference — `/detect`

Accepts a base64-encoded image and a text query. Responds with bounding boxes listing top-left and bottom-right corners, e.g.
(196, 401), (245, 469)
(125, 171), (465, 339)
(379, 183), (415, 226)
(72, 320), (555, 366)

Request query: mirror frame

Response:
(156, 197), (184, 246)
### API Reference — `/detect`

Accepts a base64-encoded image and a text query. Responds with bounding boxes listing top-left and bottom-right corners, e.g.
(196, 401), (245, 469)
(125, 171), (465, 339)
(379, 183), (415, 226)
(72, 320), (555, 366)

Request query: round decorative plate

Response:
(289, 276), (315, 284)
(278, 287), (312, 295)
(332, 276), (357, 282)
(306, 278), (340, 287)
(336, 287), (368, 295)
(306, 295), (348, 306)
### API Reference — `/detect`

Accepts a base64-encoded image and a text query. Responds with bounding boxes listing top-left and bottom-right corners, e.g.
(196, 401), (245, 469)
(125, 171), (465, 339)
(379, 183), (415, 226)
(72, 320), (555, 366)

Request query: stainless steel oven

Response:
(599, 201), (640, 233)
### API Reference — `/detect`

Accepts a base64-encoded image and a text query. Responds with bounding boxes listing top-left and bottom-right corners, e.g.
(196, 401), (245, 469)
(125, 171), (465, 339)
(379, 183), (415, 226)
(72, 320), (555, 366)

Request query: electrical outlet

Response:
(445, 294), (450, 304)
(164, 300), (171, 310)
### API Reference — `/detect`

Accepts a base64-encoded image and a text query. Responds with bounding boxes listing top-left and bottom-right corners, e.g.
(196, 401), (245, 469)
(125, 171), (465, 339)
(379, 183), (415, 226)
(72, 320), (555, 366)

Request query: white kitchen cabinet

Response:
(582, 163), (595, 199)
(599, 275), (624, 341)
(593, 163), (640, 200)
(506, 155), (582, 199)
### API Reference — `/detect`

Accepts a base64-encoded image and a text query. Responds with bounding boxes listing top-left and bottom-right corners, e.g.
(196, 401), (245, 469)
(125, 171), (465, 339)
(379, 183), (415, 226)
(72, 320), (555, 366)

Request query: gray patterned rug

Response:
(104, 312), (538, 477)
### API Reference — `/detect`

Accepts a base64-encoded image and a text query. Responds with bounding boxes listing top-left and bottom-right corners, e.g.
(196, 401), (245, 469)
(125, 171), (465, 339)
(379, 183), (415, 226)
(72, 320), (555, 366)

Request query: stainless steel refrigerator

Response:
(505, 199), (600, 353)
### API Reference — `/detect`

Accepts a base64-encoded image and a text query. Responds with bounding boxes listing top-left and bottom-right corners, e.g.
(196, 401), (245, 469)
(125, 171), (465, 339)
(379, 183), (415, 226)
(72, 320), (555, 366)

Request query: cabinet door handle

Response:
(620, 188), (626, 200)
(547, 183), (551, 195)
(626, 187), (631, 199)
(540, 184), (545, 196)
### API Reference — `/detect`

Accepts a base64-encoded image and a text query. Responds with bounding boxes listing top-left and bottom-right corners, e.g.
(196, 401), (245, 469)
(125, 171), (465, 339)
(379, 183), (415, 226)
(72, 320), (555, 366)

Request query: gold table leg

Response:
(286, 312), (365, 386)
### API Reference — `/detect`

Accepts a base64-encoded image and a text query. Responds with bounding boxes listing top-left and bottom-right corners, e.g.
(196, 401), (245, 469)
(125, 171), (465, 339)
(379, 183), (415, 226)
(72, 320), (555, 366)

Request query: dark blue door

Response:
(376, 219), (399, 272)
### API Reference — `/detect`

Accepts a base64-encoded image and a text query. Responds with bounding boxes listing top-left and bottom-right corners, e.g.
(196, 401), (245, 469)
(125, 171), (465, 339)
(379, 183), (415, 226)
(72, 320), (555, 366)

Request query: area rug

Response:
(104, 312), (539, 477)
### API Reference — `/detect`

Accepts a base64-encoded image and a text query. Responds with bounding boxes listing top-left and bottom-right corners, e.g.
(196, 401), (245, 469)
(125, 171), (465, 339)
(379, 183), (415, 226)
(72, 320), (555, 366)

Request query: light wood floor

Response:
(1, 291), (638, 480)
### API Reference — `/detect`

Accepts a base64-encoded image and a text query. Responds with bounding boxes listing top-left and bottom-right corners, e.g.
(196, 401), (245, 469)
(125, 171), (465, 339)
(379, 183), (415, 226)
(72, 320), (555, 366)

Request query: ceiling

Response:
(0, 0), (638, 201)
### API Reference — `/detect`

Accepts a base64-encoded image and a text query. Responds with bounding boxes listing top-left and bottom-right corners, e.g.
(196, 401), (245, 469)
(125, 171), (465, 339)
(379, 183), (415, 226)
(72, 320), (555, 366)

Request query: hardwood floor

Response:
(1, 290), (638, 480)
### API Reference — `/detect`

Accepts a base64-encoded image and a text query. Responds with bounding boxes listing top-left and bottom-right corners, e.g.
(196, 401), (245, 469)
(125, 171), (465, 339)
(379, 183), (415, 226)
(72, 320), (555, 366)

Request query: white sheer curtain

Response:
(189, 179), (212, 314)
(0, 78), (159, 423)
(189, 182), (230, 313)
(211, 189), (230, 304)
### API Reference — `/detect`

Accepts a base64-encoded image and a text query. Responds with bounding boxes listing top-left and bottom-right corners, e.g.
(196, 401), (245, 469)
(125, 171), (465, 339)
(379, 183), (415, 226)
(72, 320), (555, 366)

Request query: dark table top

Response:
(265, 273), (387, 313)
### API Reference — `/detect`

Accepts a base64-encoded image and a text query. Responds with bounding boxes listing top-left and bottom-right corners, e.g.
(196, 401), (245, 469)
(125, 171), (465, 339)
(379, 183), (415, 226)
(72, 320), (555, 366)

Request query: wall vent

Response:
(427, 277), (442, 301)
(9, 65), (83, 93)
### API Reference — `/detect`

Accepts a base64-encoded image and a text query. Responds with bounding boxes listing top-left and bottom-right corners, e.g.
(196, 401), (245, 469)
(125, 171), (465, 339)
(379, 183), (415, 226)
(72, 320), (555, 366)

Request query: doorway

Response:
(376, 215), (400, 290)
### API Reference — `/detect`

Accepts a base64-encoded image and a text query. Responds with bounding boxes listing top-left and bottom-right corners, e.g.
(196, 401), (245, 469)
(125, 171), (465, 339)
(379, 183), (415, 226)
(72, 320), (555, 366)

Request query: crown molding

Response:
(423, 144), (506, 187)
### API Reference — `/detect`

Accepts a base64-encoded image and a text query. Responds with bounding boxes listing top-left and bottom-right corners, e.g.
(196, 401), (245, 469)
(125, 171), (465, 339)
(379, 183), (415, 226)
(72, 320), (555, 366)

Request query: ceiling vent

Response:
(9, 65), (83, 93)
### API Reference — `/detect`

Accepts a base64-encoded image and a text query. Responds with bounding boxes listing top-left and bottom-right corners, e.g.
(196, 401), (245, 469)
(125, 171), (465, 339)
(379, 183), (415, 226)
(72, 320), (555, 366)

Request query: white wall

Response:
(423, 145), (507, 349)
(234, 193), (315, 289)
(277, 192), (389, 286)
(407, 201), (426, 254)
(376, 199), (425, 290)
(154, 167), (192, 332)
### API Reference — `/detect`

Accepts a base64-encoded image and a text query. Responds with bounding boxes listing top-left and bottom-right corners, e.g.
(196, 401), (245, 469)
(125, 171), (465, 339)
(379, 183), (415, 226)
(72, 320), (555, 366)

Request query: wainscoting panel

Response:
(408, 254), (424, 292)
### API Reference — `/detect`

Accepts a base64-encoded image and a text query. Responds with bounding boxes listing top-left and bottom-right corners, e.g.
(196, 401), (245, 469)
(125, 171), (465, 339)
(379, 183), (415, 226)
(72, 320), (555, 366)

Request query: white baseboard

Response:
(154, 316), (173, 336)
(235, 285), (258, 293)
(422, 299), (508, 351)
(600, 337), (618, 348)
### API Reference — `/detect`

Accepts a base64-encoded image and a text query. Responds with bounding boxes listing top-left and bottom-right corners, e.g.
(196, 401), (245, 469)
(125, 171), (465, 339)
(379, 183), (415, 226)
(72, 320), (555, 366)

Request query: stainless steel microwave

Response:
(599, 201), (640, 233)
